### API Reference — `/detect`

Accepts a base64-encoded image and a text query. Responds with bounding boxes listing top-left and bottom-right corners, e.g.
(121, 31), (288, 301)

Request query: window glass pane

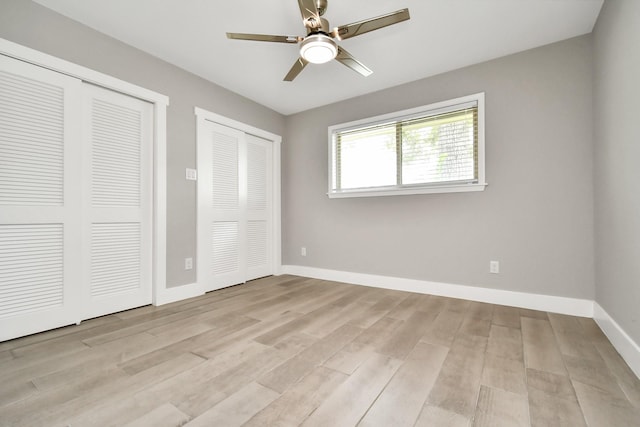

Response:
(402, 110), (476, 185)
(328, 93), (484, 197)
(337, 125), (396, 190)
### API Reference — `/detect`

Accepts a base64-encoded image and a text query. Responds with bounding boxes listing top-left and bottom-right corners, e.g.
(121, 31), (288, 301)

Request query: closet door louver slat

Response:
(0, 224), (63, 318)
(0, 68), (64, 206)
(91, 223), (141, 298)
(212, 221), (240, 276)
(91, 99), (142, 208)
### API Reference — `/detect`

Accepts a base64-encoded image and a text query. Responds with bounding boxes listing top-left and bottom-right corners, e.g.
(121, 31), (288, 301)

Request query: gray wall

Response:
(593, 0), (640, 344)
(0, 0), (286, 288)
(283, 35), (595, 299)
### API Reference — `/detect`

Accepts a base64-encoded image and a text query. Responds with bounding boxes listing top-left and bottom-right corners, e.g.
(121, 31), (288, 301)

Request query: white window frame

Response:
(328, 93), (487, 198)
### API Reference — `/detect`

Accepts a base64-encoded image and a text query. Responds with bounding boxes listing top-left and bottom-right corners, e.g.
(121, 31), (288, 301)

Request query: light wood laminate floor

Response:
(1, 275), (639, 426)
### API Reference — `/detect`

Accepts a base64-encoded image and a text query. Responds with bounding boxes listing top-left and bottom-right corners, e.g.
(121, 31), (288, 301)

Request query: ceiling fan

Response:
(226, 0), (410, 81)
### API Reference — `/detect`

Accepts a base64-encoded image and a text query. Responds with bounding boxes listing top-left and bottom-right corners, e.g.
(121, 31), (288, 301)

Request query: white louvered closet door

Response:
(81, 84), (153, 319)
(197, 121), (273, 292)
(0, 55), (83, 341)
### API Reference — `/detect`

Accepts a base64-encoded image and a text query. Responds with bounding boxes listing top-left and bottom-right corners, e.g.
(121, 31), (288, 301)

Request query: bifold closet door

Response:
(197, 121), (273, 292)
(81, 84), (153, 319)
(0, 55), (153, 341)
(0, 55), (83, 341)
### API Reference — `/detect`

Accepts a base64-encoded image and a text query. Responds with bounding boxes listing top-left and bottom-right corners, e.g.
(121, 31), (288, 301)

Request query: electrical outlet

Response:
(301, 247), (307, 257)
(490, 260), (500, 274)
(185, 168), (197, 181)
(185, 257), (193, 270)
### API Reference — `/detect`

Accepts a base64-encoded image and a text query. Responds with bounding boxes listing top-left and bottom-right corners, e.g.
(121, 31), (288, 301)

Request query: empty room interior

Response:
(1, 0), (639, 426)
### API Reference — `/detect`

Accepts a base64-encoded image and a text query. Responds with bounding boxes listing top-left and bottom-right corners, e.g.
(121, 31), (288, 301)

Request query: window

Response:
(328, 93), (486, 198)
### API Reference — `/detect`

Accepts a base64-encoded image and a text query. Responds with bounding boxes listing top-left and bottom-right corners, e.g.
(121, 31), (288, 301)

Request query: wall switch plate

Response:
(185, 168), (197, 181)
(490, 260), (500, 274)
(185, 257), (193, 270)
(301, 247), (307, 257)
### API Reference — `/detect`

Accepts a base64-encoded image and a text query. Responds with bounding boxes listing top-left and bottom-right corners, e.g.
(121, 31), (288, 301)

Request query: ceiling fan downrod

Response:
(315, 0), (328, 16)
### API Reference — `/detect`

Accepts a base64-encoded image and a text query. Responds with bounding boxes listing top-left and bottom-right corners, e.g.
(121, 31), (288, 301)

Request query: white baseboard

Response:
(281, 265), (594, 317)
(594, 303), (640, 379)
(154, 282), (204, 306)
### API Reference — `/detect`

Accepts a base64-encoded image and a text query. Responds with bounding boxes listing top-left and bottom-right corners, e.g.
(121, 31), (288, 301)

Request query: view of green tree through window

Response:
(329, 93), (485, 197)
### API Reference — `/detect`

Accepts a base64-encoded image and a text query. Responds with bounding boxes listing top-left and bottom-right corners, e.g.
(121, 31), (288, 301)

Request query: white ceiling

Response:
(34, 0), (603, 115)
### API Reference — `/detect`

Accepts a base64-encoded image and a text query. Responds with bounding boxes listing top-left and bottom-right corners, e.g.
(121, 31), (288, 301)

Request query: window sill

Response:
(328, 182), (488, 198)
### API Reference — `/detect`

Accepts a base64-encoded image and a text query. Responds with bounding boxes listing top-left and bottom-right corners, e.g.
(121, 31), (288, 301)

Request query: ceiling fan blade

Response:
(284, 57), (309, 81)
(332, 8), (410, 41)
(298, 0), (321, 29)
(335, 46), (372, 77)
(226, 33), (302, 44)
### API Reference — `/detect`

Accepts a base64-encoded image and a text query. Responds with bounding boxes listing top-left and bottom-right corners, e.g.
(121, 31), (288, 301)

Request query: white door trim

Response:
(195, 107), (282, 287)
(0, 38), (170, 307)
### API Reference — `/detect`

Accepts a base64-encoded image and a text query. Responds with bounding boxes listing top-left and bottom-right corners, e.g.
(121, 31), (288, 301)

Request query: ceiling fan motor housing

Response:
(307, 17), (332, 35)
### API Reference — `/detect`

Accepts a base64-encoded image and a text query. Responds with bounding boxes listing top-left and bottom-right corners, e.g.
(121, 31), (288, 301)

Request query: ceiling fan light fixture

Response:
(299, 34), (337, 64)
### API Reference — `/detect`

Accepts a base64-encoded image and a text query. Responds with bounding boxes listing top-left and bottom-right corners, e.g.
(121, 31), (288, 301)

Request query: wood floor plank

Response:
(519, 308), (548, 320)
(163, 343), (279, 418)
(302, 301), (364, 338)
(177, 337), (310, 418)
(385, 293), (430, 320)
(190, 311), (298, 359)
(427, 333), (487, 417)
(348, 293), (406, 328)
(351, 316), (403, 349)
(414, 405), (470, 427)
(526, 368), (586, 427)
(0, 381), (38, 408)
(32, 360), (125, 392)
(521, 317), (566, 375)
(573, 380), (640, 427)
(458, 315), (491, 338)
(486, 324), (523, 361)
(576, 317), (610, 344)
(552, 329), (602, 361)
(563, 353), (629, 399)
(64, 353), (205, 426)
(122, 403), (191, 427)
(472, 385), (529, 427)
(322, 341), (375, 375)
(378, 310), (437, 359)
(358, 342), (449, 426)
(595, 341), (640, 407)
(481, 352), (527, 395)
(253, 304), (340, 345)
(526, 368), (578, 401)
(184, 382), (279, 427)
(492, 305), (522, 329)
(4, 352), (204, 426)
(301, 353), (402, 427)
(420, 309), (465, 347)
(258, 324), (363, 393)
(444, 297), (471, 313)
(0, 314), (124, 353)
(245, 366), (348, 427)
(466, 301), (495, 321)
